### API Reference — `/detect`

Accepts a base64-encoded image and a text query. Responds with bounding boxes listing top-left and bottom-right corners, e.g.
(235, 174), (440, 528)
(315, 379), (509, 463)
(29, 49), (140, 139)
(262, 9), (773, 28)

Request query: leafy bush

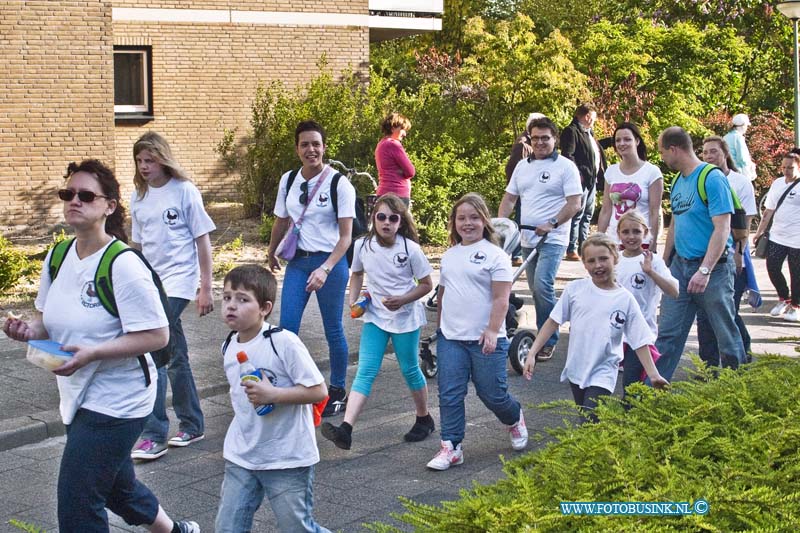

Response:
(259, 214), (276, 244)
(0, 235), (33, 292)
(369, 356), (800, 532)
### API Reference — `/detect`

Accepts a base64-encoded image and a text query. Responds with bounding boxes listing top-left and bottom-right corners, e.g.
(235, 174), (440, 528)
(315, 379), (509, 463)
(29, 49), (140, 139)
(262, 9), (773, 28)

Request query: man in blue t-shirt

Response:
(655, 127), (745, 380)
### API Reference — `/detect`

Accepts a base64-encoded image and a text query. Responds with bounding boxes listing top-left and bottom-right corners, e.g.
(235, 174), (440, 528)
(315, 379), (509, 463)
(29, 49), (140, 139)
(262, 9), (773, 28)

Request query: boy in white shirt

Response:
(216, 265), (330, 533)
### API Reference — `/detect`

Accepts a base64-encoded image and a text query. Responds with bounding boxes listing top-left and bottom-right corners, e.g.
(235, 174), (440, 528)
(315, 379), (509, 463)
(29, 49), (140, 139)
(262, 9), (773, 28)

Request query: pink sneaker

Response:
(426, 440), (464, 471)
(508, 410), (528, 450)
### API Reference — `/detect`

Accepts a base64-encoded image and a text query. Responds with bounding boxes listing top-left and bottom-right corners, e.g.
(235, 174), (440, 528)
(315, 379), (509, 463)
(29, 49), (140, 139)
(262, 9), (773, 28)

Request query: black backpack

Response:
(284, 169), (368, 265)
(48, 238), (177, 386)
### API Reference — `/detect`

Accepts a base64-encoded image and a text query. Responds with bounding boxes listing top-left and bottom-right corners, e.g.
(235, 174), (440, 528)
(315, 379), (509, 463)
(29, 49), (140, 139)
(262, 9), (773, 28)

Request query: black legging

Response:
(569, 382), (612, 423)
(766, 240), (800, 306)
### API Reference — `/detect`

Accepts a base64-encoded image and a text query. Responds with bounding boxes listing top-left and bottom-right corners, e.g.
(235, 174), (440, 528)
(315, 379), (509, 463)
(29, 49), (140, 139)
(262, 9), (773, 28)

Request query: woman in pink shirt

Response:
(375, 113), (416, 205)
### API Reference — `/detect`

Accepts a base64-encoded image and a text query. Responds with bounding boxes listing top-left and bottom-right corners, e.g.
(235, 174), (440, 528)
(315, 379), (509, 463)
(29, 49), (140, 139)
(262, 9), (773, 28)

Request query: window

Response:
(114, 46), (152, 116)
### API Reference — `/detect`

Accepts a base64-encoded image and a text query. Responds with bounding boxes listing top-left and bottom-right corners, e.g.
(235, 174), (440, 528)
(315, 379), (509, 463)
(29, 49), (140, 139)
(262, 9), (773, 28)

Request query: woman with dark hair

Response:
(753, 152), (800, 322)
(597, 122), (664, 252)
(375, 112), (415, 205)
(268, 120), (356, 417)
(3, 160), (198, 532)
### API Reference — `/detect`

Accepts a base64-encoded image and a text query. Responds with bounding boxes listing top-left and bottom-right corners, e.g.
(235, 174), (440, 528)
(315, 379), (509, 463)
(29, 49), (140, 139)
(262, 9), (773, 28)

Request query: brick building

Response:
(0, 1), (441, 230)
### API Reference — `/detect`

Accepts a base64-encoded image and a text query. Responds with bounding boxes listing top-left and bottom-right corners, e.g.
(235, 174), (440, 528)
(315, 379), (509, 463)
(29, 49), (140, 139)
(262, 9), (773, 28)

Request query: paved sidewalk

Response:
(0, 254), (797, 531)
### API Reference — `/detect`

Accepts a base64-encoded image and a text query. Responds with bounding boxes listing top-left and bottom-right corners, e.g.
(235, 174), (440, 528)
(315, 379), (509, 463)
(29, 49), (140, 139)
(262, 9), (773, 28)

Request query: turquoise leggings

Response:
(351, 322), (426, 397)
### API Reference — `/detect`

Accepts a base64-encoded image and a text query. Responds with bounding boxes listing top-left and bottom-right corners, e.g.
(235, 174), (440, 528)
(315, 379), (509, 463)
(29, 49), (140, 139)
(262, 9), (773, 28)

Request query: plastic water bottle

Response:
(237, 351), (274, 415)
(350, 290), (371, 318)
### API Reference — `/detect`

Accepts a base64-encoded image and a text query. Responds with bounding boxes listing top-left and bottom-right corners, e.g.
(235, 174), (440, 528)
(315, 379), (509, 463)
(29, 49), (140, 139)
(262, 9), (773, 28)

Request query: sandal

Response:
(535, 345), (554, 361)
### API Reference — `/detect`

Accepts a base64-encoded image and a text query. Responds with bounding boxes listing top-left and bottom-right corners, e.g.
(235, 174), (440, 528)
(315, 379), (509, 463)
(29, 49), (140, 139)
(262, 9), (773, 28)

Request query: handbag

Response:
(275, 168), (330, 261)
(754, 178), (799, 259)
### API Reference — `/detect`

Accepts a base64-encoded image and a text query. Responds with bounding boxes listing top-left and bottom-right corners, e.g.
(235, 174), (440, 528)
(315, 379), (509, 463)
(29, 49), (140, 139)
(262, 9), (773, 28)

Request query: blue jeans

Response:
(215, 461), (329, 533)
(351, 322), (425, 397)
(567, 183), (596, 254)
(280, 253), (349, 389)
(655, 254), (744, 381)
(140, 297), (204, 442)
(696, 263), (750, 366)
(59, 409), (159, 532)
(436, 335), (520, 444)
(522, 241), (566, 347)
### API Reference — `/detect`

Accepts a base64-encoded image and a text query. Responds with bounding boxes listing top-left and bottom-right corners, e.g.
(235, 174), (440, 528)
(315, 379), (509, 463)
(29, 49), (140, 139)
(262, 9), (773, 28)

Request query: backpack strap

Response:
(697, 163), (745, 209)
(283, 168), (301, 204)
(221, 327), (283, 356)
(94, 239), (129, 317)
(221, 330), (237, 356)
(329, 172), (343, 219)
(48, 238), (76, 281)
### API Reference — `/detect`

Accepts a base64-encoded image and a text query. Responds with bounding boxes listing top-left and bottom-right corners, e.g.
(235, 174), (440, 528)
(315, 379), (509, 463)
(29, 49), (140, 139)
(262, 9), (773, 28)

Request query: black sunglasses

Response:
(376, 212), (400, 223)
(57, 189), (108, 203)
(299, 181), (309, 205)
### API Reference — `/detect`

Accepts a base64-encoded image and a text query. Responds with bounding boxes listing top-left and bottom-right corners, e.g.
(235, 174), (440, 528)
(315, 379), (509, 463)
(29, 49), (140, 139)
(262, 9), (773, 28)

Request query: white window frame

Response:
(114, 47), (151, 115)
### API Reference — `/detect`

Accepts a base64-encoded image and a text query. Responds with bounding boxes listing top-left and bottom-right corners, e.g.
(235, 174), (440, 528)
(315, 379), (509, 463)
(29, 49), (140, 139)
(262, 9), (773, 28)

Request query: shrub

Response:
(0, 235), (33, 292)
(259, 214), (276, 244)
(369, 356), (800, 532)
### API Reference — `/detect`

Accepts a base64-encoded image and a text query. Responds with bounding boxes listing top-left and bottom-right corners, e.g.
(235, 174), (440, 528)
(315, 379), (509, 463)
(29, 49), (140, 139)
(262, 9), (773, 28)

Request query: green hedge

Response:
(370, 357), (800, 532)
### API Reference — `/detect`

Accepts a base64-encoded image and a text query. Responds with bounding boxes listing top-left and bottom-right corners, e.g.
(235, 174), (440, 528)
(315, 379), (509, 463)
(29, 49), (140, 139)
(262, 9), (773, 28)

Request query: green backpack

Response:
(48, 238), (176, 386)
(671, 163), (748, 242)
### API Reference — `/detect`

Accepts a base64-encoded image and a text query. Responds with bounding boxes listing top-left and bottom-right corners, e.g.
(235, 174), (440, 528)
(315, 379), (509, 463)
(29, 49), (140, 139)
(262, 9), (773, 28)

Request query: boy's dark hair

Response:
(224, 265), (277, 308)
(295, 120), (327, 146)
(527, 117), (559, 138)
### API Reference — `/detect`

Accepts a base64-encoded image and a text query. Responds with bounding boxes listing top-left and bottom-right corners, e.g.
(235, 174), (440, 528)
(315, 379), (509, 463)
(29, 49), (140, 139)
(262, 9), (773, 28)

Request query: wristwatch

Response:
(698, 266), (711, 276)
(321, 264), (332, 275)
(548, 217), (559, 228)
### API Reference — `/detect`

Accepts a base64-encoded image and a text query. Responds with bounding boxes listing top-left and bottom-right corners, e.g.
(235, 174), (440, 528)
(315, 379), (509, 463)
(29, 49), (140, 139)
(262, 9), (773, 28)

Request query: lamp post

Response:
(778, 1), (800, 146)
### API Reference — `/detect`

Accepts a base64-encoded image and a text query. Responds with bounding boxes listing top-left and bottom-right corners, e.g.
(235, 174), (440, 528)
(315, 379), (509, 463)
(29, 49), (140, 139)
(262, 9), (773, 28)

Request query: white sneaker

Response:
(770, 301), (790, 316)
(426, 440), (464, 471)
(784, 307), (799, 322)
(508, 410), (528, 450)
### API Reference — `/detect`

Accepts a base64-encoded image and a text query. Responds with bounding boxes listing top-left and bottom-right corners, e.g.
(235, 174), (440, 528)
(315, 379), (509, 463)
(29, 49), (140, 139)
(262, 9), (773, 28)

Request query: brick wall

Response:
(112, 21), (370, 207)
(0, 1), (114, 231)
(0, 1), (370, 230)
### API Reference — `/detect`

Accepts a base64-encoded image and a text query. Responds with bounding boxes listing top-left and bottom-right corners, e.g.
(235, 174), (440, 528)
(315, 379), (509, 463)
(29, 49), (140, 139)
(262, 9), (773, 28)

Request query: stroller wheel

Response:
(419, 345), (438, 378)
(508, 330), (536, 375)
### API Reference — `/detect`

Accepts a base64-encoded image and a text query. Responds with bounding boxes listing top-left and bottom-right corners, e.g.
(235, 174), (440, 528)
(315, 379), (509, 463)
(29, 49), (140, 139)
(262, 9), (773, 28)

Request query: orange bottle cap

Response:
(236, 351), (249, 364)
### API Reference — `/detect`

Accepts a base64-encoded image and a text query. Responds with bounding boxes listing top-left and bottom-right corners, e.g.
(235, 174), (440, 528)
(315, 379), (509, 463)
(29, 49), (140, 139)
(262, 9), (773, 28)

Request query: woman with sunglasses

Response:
(321, 194), (434, 450)
(3, 160), (198, 532)
(268, 120), (356, 417)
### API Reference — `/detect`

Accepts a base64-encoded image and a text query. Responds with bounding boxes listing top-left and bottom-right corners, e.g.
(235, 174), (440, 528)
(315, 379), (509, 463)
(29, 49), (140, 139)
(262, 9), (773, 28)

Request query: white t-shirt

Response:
(603, 162), (662, 244)
(130, 179), (216, 300)
(273, 166), (357, 253)
(35, 241), (168, 425)
(507, 154), (582, 247)
(440, 239), (513, 340)
(222, 323), (325, 471)
(726, 170), (757, 216)
(616, 253), (676, 336)
(351, 236), (432, 334)
(765, 177), (800, 249)
(550, 278), (654, 391)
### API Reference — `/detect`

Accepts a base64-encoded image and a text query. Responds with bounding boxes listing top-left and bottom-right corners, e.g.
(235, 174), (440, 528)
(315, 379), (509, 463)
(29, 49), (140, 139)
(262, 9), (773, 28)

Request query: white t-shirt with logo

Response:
(222, 323), (325, 470)
(351, 236), (432, 334)
(726, 170), (757, 217)
(507, 154), (582, 248)
(35, 241), (168, 425)
(273, 166), (357, 253)
(603, 162), (662, 244)
(765, 177), (800, 249)
(550, 278), (654, 391)
(130, 179), (216, 300)
(440, 239), (513, 340)
(616, 253), (676, 336)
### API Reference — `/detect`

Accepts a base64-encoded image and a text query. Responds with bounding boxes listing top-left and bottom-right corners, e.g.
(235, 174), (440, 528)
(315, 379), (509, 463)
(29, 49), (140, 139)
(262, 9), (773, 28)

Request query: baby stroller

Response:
(418, 218), (540, 378)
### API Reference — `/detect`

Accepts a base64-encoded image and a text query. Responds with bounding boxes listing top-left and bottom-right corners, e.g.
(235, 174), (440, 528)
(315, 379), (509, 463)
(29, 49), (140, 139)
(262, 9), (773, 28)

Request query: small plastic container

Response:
(26, 340), (73, 371)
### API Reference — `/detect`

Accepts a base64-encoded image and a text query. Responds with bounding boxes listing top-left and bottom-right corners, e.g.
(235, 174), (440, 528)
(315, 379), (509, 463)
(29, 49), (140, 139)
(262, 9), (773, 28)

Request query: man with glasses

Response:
(561, 103), (606, 261)
(499, 117), (582, 362)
